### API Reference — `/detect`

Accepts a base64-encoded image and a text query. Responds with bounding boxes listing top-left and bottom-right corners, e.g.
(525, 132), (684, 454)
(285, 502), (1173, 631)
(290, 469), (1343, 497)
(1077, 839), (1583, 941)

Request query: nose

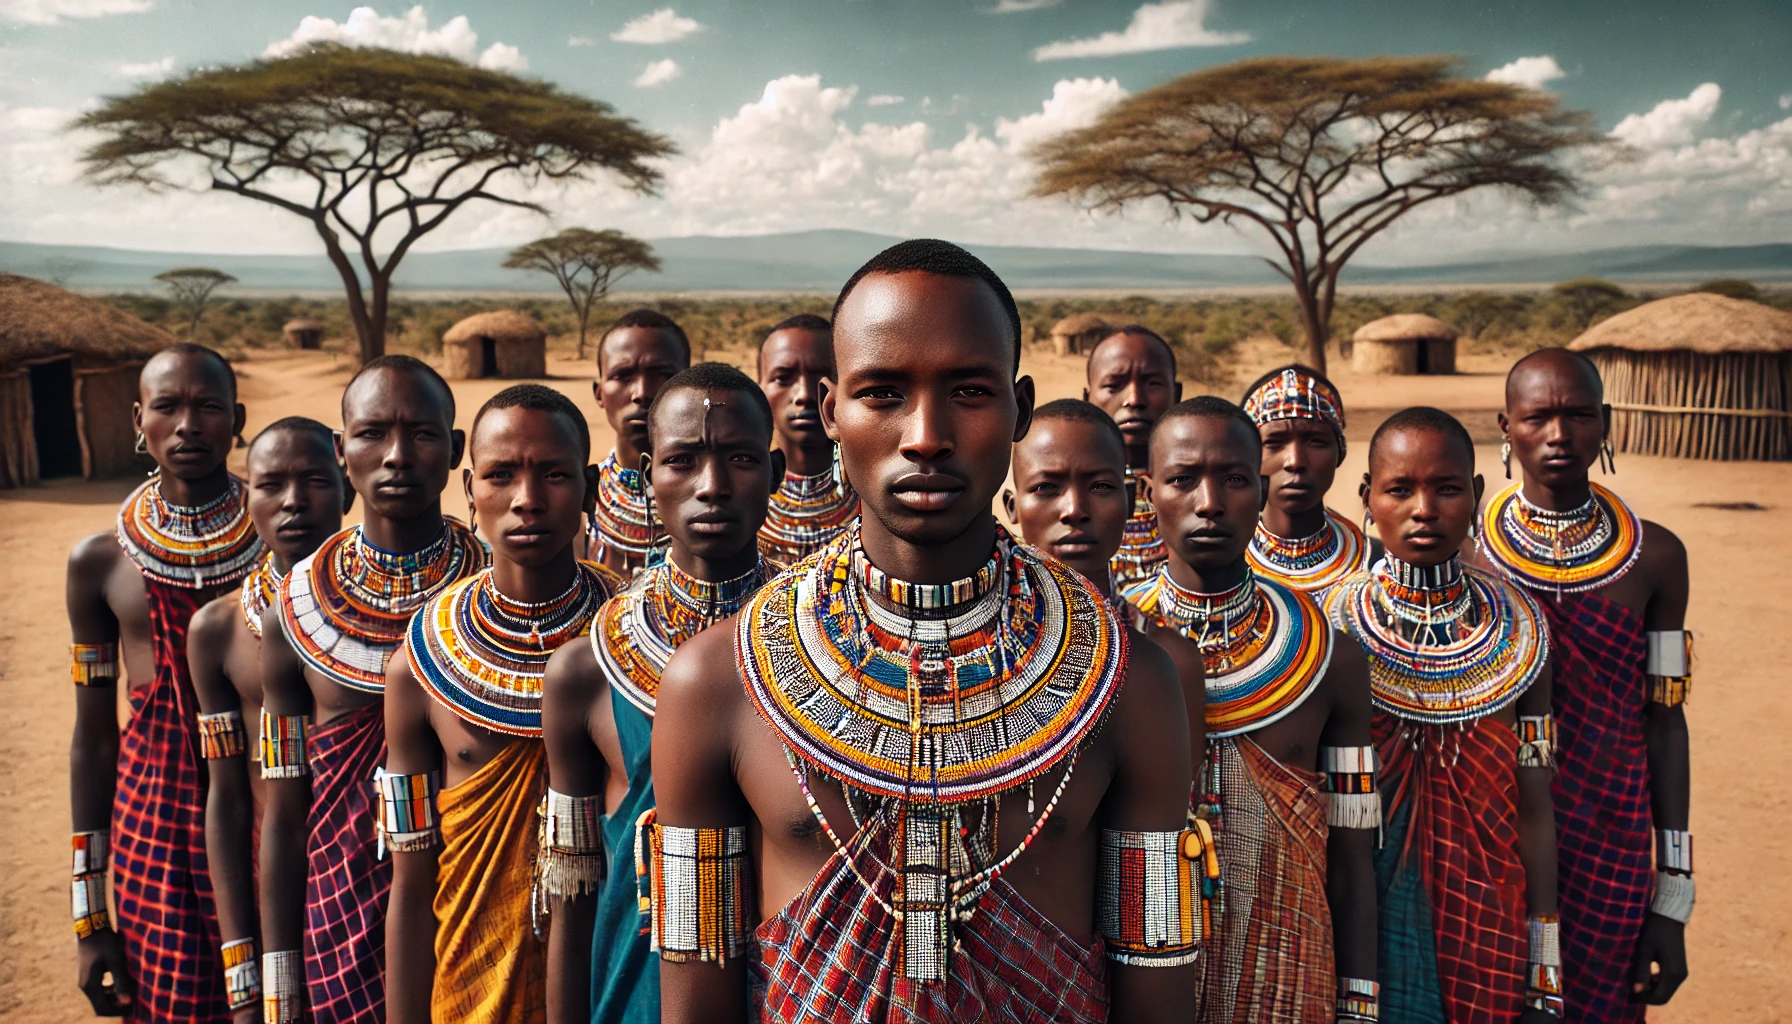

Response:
(1058, 486), (1092, 525)
(281, 479), (308, 512)
(629, 373), (655, 408)
(899, 392), (955, 465)
(1281, 440), (1309, 473)
(382, 432), (414, 470)
(692, 454), (731, 503)
(1411, 489), (1441, 522)
(1192, 476), (1225, 520)
(792, 374), (817, 408)
(1121, 379), (1147, 410)
(512, 470), (547, 512)
(1541, 414), (1571, 447)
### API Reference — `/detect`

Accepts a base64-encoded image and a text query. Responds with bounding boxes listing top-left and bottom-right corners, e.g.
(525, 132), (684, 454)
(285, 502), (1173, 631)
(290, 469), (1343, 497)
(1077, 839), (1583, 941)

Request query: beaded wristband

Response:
(261, 949), (301, 1023)
(221, 937), (259, 1012)
(71, 643), (119, 686)
(1515, 715), (1558, 771)
(258, 710), (308, 779)
(1656, 829), (1693, 875)
(1096, 828), (1203, 966)
(199, 709), (248, 760)
(1337, 977), (1380, 1022)
(375, 768), (441, 854)
(1527, 913), (1565, 1017)
(1646, 630), (1692, 706)
(1322, 745), (1381, 829)
(1652, 872), (1696, 923)
(72, 873), (109, 938)
(72, 830), (110, 876)
(641, 813), (754, 964)
(536, 788), (606, 900)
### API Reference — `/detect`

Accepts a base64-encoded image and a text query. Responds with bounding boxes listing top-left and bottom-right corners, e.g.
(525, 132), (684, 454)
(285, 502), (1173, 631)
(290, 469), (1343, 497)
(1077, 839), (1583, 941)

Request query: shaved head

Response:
(1506, 347), (1603, 407)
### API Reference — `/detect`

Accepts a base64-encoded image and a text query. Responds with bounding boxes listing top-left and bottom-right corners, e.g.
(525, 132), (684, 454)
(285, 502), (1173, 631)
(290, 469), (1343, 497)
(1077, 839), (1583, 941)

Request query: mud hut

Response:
(0, 273), (174, 488)
(1351, 314), (1458, 375)
(442, 310), (547, 380)
(1569, 292), (1792, 461)
(283, 317), (325, 350)
(1050, 312), (1114, 357)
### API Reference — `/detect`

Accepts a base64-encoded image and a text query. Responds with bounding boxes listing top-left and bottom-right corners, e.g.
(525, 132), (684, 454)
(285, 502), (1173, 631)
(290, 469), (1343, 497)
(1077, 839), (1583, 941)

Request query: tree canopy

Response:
(1031, 55), (1610, 373)
(503, 228), (661, 358)
(154, 266), (236, 338)
(76, 45), (676, 363)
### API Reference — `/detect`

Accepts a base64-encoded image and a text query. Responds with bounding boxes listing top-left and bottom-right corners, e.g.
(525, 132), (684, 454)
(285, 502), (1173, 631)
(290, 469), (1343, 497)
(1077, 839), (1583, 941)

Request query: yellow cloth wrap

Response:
(433, 740), (547, 1024)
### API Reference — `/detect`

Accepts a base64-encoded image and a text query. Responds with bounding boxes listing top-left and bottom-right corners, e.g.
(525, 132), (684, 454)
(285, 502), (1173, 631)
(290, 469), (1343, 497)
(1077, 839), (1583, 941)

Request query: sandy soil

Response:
(2, 345), (1787, 1020)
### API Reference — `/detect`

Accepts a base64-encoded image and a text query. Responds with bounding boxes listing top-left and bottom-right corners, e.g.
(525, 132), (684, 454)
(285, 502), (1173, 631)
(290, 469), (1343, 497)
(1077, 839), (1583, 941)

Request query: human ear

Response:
(818, 376), (840, 443)
(1012, 375), (1036, 442)
(449, 429), (466, 470)
(1001, 488), (1016, 524)
(768, 447), (786, 488)
(582, 464), (600, 516)
(1473, 473), (1485, 502)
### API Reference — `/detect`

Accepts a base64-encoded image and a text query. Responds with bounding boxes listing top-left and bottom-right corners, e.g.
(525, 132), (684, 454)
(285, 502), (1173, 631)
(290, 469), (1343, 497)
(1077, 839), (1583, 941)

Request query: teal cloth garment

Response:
(589, 696), (660, 1024)
(1375, 791), (1447, 1024)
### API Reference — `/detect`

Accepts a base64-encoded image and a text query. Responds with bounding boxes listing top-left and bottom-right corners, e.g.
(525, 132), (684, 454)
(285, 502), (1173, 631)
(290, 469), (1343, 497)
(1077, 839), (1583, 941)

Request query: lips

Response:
(686, 510), (738, 534)
(891, 473), (966, 512)
(1049, 531), (1100, 556)
(1115, 418), (1152, 436)
(504, 527), (554, 546)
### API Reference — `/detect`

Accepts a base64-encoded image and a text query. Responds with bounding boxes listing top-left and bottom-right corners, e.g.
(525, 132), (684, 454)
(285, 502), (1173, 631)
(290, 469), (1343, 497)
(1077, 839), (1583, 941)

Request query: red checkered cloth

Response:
(1376, 714), (1527, 1024)
(1538, 592), (1651, 1024)
(303, 700), (390, 1024)
(751, 821), (1108, 1023)
(112, 579), (231, 1023)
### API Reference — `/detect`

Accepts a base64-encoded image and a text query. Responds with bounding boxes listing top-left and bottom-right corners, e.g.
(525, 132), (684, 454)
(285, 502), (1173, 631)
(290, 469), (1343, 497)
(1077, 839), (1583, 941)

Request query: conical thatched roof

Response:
(1569, 293), (1792, 354)
(443, 310), (546, 345)
(1353, 313), (1459, 344)
(1051, 312), (1114, 337)
(0, 273), (175, 372)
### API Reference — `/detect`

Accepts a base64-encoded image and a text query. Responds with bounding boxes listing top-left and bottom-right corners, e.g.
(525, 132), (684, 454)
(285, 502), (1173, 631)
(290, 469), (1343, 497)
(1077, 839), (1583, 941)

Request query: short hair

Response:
(767, 313), (832, 337)
(1155, 395), (1263, 452)
(1368, 406), (1475, 472)
(831, 238), (1022, 373)
(1089, 325), (1178, 380)
(1241, 363), (1340, 406)
(1506, 346), (1604, 404)
(147, 342), (237, 399)
(602, 308), (692, 366)
(654, 362), (774, 440)
(250, 415), (335, 452)
(1029, 398), (1127, 462)
(470, 384), (591, 462)
(345, 354), (455, 425)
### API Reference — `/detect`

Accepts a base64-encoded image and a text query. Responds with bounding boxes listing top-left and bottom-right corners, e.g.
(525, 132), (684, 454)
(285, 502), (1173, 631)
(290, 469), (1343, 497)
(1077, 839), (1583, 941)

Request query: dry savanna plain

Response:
(1, 337), (1788, 1021)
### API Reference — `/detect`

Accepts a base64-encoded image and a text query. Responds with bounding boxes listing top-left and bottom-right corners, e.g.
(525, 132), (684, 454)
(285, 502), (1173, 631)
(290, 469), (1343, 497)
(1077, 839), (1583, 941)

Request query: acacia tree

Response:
(1032, 56), (1609, 373)
(155, 266), (236, 337)
(76, 45), (675, 363)
(504, 228), (661, 357)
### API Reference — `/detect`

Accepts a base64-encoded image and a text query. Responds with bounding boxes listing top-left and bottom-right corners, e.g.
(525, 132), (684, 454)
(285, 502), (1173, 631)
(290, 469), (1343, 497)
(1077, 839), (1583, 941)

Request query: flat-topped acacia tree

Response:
(75, 45), (676, 364)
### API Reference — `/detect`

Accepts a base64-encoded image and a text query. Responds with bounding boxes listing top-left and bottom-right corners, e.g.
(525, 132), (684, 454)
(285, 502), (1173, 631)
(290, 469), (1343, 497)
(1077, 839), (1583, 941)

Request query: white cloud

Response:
(993, 76), (1128, 153)
(1779, 93), (1791, 111)
(1034, 1), (1249, 61)
(634, 59), (681, 88)
(1485, 55), (1566, 91)
(568, 35), (595, 47)
(112, 56), (174, 78)
(0, 0), (150, 25)
(264, 6), (527, 73)
(1611, 83), (1721, 149)
(610, 8), (701, 44)
(992, 0), (1062, 11)
(866, 94), (905, 107)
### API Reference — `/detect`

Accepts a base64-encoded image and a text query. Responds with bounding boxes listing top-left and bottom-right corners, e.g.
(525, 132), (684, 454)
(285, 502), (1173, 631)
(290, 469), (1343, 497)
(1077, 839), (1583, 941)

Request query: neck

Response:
(360, 508), (446, 554)
(1167, 553), (1251, 595)
(777, 436), (833, 478)
(1519, 472), (1594, 512)
(1125, 444), (1149, 473)
(488, 546), (578, 604)
(155, 467), (232, 508)
(859, 511), (997, 586)
(670, 541), (762, 583)
(1380, 550), (1465, 590)
(271, 551), (296, 575)
(613, 437), (645, 472)
(1261, 502), (1327, 540)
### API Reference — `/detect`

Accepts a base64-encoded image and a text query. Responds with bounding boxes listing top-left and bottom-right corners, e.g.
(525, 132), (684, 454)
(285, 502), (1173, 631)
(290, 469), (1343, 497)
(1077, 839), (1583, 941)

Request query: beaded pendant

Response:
(1478, 482), (1643, 595)
(239, 552), (282, 639)
(1109, 469), (1167, 593)
(115, 476), (264, 589)
(758, 469), (858, 564)
(586, 452), (658, 566)
(1246, 507), (1368, 597)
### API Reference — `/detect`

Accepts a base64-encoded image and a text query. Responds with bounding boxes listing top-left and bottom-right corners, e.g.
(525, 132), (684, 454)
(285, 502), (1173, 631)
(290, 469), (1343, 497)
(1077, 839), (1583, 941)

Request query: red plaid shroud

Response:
(303, 700), (391, 1023)
(113, 579), (231, 1023)
(752, 822), (1108, 1023)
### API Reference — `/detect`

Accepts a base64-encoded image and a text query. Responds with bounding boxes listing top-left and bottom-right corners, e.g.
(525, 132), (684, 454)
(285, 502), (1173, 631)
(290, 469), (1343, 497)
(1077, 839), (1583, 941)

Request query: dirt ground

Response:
(1, 344), (1787, 1021)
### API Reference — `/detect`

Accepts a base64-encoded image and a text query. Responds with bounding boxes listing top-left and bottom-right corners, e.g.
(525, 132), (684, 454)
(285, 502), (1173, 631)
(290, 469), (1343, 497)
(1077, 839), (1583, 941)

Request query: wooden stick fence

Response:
(1589, 350), (1791, 461)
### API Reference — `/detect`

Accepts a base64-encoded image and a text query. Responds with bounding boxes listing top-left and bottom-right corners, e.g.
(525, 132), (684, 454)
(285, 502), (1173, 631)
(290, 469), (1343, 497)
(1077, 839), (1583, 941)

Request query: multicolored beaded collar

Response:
(758, 468), (858, 564)
(409, 561), (617, 737)
(1247, 508), (1368, 596)
(1478, 481), (1643, 595)
(596, 555), (780, 717)
(586, 451), (658, 566)
(1125, 568), (1331, 738)
(280, 518), (485, 693)
(239, 552), (282, 639)
(1324, 554), (1548, 724)
(116, 476), (264, 590)
(1109, 468), (1167, 593)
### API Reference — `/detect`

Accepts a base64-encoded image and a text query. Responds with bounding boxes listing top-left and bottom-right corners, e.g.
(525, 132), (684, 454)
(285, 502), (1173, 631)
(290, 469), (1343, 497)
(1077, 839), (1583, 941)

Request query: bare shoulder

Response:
(657, 619), (748, 721)
(1109, 630), (1183, 725)
(543, 635), (603, 711)
(1325, 626), (1370, 687)
(1640, 518), (1688, 576)
(67, 530), (121, 581)
(188, 594), (240, 656)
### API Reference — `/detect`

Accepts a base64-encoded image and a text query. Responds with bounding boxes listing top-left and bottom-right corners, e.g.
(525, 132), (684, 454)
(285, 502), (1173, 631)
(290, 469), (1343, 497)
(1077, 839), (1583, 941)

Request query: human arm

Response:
(383, 654), (444, 1024)
(1516, 660), (1561, 1024)
(1320, 637), (1380, 1001)
(1635, 523), (1691, 1004)
(254, 611), (312, 1012)
(188, 602), (257, 1023)
(542, 642), (607, 1024)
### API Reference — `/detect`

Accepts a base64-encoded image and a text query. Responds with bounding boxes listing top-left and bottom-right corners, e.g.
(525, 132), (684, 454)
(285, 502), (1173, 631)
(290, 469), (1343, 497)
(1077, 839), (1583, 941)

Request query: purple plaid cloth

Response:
(303, 700), (390, 1024)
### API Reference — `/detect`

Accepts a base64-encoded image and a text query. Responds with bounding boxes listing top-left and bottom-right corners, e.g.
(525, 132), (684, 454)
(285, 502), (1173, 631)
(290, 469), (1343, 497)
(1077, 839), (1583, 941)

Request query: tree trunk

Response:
(312, 223), (380, 365)
(1291, 279), (1329, 376)
(367, 273), (390, 365)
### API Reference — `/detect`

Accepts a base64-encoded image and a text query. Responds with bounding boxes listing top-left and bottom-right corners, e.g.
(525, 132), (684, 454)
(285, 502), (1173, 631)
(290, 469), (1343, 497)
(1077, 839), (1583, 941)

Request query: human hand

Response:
(1629, 912), (1688, 1004)
(76, 929), (134, 1016)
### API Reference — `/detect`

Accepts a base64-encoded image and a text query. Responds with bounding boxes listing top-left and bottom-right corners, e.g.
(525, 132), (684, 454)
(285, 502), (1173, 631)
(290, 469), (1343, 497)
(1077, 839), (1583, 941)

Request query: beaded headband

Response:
(1243, 368), (1347, 458)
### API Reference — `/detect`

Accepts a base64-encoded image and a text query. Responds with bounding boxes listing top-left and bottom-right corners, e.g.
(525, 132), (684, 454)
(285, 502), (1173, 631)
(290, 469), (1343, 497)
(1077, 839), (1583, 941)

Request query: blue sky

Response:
(3, 0), (1789, 260)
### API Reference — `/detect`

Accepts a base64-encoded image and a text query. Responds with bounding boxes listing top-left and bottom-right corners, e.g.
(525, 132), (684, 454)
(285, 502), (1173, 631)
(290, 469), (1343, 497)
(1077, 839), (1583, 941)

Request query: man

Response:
(1125, 397), (1379, 1024)
(190, 417), (350, 1022)
(258, 356), (486, 1024)
(1241, 365), (1367, 598)
(540, 363), (783, 1024)
(756, 314), (857, 563)
(653, 240), (1198, 1023)
(385, 385), (624, 1024)
(1084, 325), (1182, 594)
(1482, 349), (1692, 1021)
(1328, 407), (1561, 1024)
(67, 343), (264, 1021)
(588, 308), (692, 576)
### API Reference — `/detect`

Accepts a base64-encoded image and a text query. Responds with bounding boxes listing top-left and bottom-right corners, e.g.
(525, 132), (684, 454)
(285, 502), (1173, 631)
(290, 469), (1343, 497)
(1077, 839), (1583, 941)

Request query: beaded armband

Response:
(1657, 829), (1693, 875)
(1652, 870), (1696, 923)
(221, 937), (260, 1012)
(1096, 828), (1204, 966)
(1646, 630), (1692, 706)
(375, 769), (442, 854)
(258, 710), (308, 779)
(71, 643), (119, 685)
(1322, 745), (1381, 829)
(1526, 914), (1565, 1017)
(262, 949), (301, 1024)
(199, 709), (248, 760)
(71, 831), (111, 938)
(1515, 715), (1558, 771)
(1337, 977), (1380, 1022)
(536, 788), (605, 900)
(639, 812), (754, 964)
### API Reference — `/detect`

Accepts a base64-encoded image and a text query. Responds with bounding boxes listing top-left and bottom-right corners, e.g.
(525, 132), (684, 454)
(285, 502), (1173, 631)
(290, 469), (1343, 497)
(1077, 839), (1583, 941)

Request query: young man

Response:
(1084, 325), (1182, 593)
(1241, 365), (1367, 598)
(652, 240), (1198, 1023)
(588, 309), (692, 576)
(1482, 349), (1693, 1020)
(1125, 397), (1379, 1024)
(540, 363), (784, 1024)
(66, 343), (263, 1022)
(756, 314), (857, 563)
(258, 356), (486, 1024)
(190, 417), (350, 1022)
(385, 385), (624, 1024)
(1327, 407), (1561, 1024)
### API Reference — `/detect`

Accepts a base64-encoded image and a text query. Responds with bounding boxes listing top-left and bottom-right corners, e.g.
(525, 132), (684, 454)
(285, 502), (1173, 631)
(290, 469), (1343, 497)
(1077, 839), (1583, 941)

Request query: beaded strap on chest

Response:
(596, 556), (778, 717)
(116, 476), (264, 589)
(1478, 482), (1642, 595)
(239, 553), (282, 639)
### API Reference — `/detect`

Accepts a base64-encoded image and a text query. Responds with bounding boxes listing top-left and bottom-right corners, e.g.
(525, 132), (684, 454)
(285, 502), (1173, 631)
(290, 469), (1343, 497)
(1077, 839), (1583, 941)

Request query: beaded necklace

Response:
(1109, 468), (1167, 593)
(586, 451), (658, 566)
(1478, 481), (1642, 596)
(280, 518), (485, 693)
(597, 555), (780, 716)
(1125, 567), (1331, 738)
(1247, 507), (1368, 596)
(1324, 554), (1548, 724)
(759, 468), (858, 564)
(116, 475), (264, 589)
(409, 562), (615, 737)
(239, 552), (283, 639)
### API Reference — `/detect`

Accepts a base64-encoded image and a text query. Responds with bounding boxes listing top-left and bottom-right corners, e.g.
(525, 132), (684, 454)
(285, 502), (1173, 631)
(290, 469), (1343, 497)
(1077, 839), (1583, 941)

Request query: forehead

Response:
(1015, 419), (1125, 476)
(1155, 415), (1258, 465)
(247, 429), (335, 475)
(472, 405), (581, 460)
(1370, 427), (1473, 477)
(759, 328), (832, 371)
(343, 368), (451, 424)
(650, 387), (768, 444)
(1259, 416), (1334, 438)
(1508, 356), (1601, 408)
(1088, 333), (1172, 376)
(140, 352), (233, 399)
(601, 326), (684, 368)
(834, 272), (1011, 377)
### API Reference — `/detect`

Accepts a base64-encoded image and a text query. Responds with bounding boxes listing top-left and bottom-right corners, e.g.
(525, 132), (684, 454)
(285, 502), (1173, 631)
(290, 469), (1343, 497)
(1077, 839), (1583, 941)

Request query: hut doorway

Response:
(479, 337), (498, 378)
(29, 358), (82, 479)
(1414, 342), (1431, 374)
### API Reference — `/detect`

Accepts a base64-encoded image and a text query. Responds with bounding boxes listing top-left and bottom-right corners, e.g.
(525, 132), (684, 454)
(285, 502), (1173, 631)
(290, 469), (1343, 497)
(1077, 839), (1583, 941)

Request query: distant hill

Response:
(3, 230), (1788, 294)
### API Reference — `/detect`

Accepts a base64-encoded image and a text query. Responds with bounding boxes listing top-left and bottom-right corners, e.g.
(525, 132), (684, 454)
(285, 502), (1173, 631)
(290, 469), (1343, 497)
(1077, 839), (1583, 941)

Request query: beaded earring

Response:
(134, 430), (148, 454)
(1600, 439), (1617, 475)
(831, 443), (847, 492)
(1501, 439), (1512, 479)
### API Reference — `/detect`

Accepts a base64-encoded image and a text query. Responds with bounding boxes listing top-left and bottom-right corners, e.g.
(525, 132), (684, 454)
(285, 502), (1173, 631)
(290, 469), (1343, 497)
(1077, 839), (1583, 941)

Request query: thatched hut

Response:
(1050, 312), (1114, 357)
(1569, 293), (1792, 461)
(0, 274), (174, 488)
(442, 310), (547, 380)
(283, 317), (325, 350)
(1352, 314), (1458, 375)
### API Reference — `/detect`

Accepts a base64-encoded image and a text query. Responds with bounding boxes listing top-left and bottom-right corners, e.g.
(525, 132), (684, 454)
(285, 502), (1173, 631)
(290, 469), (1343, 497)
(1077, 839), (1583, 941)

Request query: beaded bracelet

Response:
(71, 643), (119, 686)
(199, 709), (248, 760)
(375, 768), (441, 854)
(258, 710), (308, 779)
(1337, 977), (1380, 1022)
(1515, 715), (1558, 771)
(1645, 630), (1692, 706)
(1652, 872), (1696, 923)
(1322, 745), (1381, 830)
(1096, 828), (1204, 966)
(640, 813), (754, 965)
(71, 831), (111, 938)
(221, 937), (259, 1012)
(1526, 914), (1565, 1017)
(72, 830), (110, 876)
(536, 788), (605, 900)
(1657, 829), (1693, 875)
(261, 949), (301, 1023)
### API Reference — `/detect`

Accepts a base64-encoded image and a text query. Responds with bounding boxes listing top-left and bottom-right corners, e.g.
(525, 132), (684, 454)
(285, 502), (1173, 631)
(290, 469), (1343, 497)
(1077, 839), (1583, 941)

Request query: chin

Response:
(871, 507), (982, 551)
(1181, 549), (1245, 575)
(684, 535), (752, 564)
